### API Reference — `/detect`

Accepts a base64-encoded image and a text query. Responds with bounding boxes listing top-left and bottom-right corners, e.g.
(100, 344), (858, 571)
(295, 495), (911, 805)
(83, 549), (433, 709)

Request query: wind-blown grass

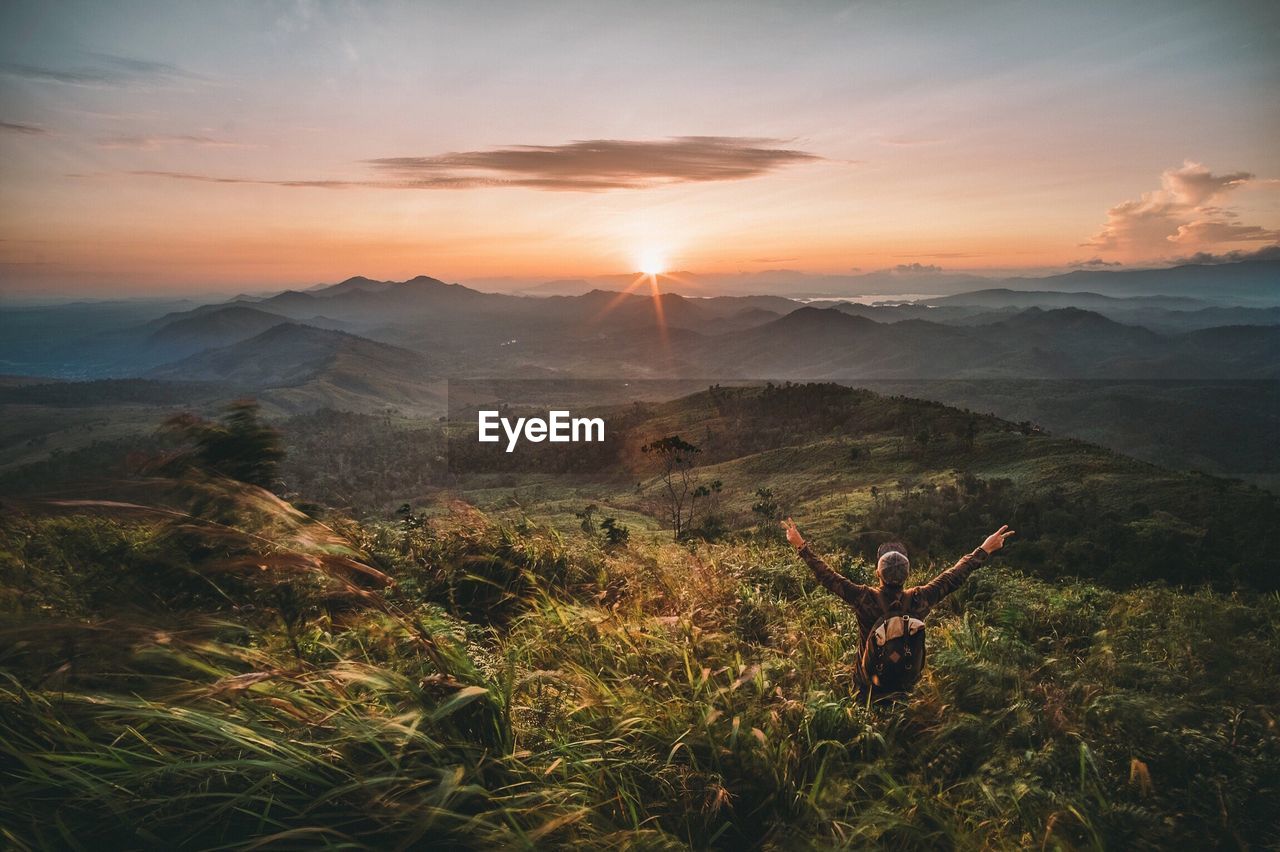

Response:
(2, 500), (1278, 849)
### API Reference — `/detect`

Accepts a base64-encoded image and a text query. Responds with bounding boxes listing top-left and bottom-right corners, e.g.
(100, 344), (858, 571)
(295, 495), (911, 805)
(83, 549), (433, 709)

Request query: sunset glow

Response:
(635, 252), (668, 277)
(0, 1), (1277, 296)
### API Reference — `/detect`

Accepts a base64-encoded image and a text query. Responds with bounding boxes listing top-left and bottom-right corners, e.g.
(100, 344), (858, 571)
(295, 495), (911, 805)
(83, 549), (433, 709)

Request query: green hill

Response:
(2, 383), (1279, 849)
(1, 493), (1276, 849)
(447, 383), (1279, 589)
(148, 323), (446, 416)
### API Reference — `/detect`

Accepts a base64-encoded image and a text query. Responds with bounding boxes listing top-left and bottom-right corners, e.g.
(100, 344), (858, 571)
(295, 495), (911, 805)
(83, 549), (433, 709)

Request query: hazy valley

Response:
(3, 259), (1277, 487)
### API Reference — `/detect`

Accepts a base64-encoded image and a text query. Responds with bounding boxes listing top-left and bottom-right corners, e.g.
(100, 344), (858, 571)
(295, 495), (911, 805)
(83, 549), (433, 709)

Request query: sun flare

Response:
(635, 251), (667, 277)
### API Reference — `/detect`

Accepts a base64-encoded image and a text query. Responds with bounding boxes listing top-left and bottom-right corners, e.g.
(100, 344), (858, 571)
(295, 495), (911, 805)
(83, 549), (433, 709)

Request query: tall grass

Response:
(2, 498), (1278, 849)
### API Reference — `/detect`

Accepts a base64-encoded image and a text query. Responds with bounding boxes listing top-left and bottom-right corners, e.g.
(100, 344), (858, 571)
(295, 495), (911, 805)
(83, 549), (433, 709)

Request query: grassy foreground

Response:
(2, 495), (1278, 850)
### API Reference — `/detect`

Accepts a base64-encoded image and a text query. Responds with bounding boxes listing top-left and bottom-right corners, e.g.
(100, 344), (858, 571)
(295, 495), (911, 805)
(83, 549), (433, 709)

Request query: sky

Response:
(1, 0), (1278, 295)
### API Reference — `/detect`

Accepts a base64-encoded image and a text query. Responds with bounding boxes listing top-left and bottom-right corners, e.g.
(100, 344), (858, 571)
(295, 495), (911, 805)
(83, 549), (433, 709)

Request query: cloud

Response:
(126, 136), (822, 192)
(0, 53), (204, 88)
(1084, 161), (1275, 257)
(893, 263), (944, 274)
(1173, 243), (1280, 265)
(1168, 221), (1280, 245)
(0, 121), (47, 135)
(364, 137), (822, 190)
(128, 170), (359, 189)
(1068, 257), (1123, 268)
(1161, 165), (1252, 206)
(97, 134), (251, 150)
(1, 63), (114, 86)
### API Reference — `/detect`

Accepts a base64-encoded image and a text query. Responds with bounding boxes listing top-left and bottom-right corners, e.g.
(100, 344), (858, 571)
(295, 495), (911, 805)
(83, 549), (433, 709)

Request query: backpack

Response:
(860, 589), (926, 694)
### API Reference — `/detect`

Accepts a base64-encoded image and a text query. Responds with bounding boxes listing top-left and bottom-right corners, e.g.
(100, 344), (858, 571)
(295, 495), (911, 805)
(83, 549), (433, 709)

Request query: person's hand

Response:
(981, 524), (1016, 554)
(780, 517), (806, 550)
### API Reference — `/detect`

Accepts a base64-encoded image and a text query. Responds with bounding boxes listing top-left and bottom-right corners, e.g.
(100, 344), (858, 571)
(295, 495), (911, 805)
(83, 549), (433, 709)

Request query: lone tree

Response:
(693, 479), (725, 539)
(575, 503), (599, 535)
(162, 399), (284, 489)
(600, 516), (630, 548)
(641, 434), (702, 540)
(751, 487), (780, 530)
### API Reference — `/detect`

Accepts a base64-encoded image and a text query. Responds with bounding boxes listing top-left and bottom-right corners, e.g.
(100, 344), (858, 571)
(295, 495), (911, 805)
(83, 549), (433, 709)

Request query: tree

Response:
(751, 487), (780, 529)
(601, 517), (630, 548)
(692, 479), (725, 539)
(163, 399), (284, 489)
(641, 435), (702, 540)
(575, 503), (599, 535)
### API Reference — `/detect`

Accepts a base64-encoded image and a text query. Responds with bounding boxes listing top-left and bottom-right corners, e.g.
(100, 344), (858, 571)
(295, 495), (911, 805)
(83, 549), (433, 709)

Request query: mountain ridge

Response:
(147, 323), (443, 416)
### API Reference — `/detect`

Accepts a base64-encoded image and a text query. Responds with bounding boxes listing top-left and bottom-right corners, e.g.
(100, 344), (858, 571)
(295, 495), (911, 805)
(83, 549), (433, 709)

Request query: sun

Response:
(635, 251), (667, 277)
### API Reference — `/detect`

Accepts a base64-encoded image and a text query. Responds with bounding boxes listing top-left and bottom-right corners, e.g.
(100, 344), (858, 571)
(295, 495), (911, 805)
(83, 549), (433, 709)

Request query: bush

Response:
(2, 510), (1278, 849)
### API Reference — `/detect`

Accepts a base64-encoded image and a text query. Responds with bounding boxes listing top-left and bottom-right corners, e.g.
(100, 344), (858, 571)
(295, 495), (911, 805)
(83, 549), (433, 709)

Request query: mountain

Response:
(307, 276), (398, 298)
(447, 381), (1278, 585)
(825, 290), (1280, 332)
(144, 304), (355, 361)
(702, 258), (1280, 301)
(477, 257), (1280, 301)
(147, 323), (444, 416)
(132, 266), (1271, 377)
(7, 270), (1279, 487)
(977, 303), (1162, 340)
(518, 279), (596, 296)
(498, 268), (989, 298)
(1142, 305), (1280, 331)
(727, 268), (988, 297)
(146, 305), (293, 358)
(928, 288), (1211, 311)
(239, 276), (521, 333)
(685, 305), (1280, 380)
(0, 299), (205, 379)
(1006, 259), (1280, 306)
(701, 307), (784, 334)
(829, 301), (964, 323)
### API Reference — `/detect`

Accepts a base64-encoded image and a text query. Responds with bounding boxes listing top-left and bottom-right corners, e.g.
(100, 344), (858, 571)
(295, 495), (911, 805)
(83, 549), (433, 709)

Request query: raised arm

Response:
(782, 518), (871, 606)
(911, 525), (1015, 609)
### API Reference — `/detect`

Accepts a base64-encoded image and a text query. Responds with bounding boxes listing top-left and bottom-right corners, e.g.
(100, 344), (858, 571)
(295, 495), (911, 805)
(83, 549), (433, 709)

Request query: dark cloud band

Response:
(365, 137), (821, 189)
(125, 136), (822, 192)
(0, 121), (48, 135)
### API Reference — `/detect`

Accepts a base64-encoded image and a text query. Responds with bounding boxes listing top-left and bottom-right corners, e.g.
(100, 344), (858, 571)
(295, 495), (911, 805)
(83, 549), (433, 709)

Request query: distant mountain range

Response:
(458, 255), (1280, 301)
(678, 305), (1278, 380)
(140, 290), (1278, 401)
(998, 259), (1280, 305)
(6, 259), (1257, 388)
(147, 323), (443, 416)
(924, 289), (1212, 310)
(1, 257), (1277, 484)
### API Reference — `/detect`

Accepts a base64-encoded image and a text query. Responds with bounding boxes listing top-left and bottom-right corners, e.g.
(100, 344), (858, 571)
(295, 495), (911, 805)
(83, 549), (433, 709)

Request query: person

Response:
(781, 518), (1015, 699)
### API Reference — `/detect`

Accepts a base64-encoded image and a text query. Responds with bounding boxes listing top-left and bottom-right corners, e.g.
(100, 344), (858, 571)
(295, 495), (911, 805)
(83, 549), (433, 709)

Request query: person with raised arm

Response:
(782, 518), (1015, 699)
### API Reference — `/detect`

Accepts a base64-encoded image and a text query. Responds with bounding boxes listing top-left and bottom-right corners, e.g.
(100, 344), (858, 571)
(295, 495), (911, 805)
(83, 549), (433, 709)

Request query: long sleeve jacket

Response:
(797, 544), (988, 644)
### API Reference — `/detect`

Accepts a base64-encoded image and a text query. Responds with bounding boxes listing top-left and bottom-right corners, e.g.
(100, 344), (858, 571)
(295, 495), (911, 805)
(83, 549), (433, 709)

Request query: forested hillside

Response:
(2, 385), (1279, 849)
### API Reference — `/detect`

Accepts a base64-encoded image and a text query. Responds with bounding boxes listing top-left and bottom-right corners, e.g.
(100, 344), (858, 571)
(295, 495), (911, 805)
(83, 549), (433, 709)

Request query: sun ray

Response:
(646, 272), (669, 348)
(593, 272), (652, 323)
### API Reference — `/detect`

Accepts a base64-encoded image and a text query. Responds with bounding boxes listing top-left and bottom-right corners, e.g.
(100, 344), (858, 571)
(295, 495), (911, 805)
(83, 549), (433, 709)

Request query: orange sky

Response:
(1, 1), (1277, 295)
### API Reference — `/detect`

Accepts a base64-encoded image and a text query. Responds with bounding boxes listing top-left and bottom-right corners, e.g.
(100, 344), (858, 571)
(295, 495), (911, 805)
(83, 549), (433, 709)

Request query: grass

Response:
(1, 383), (1277, 848)
(2, 498), (1278, 850)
